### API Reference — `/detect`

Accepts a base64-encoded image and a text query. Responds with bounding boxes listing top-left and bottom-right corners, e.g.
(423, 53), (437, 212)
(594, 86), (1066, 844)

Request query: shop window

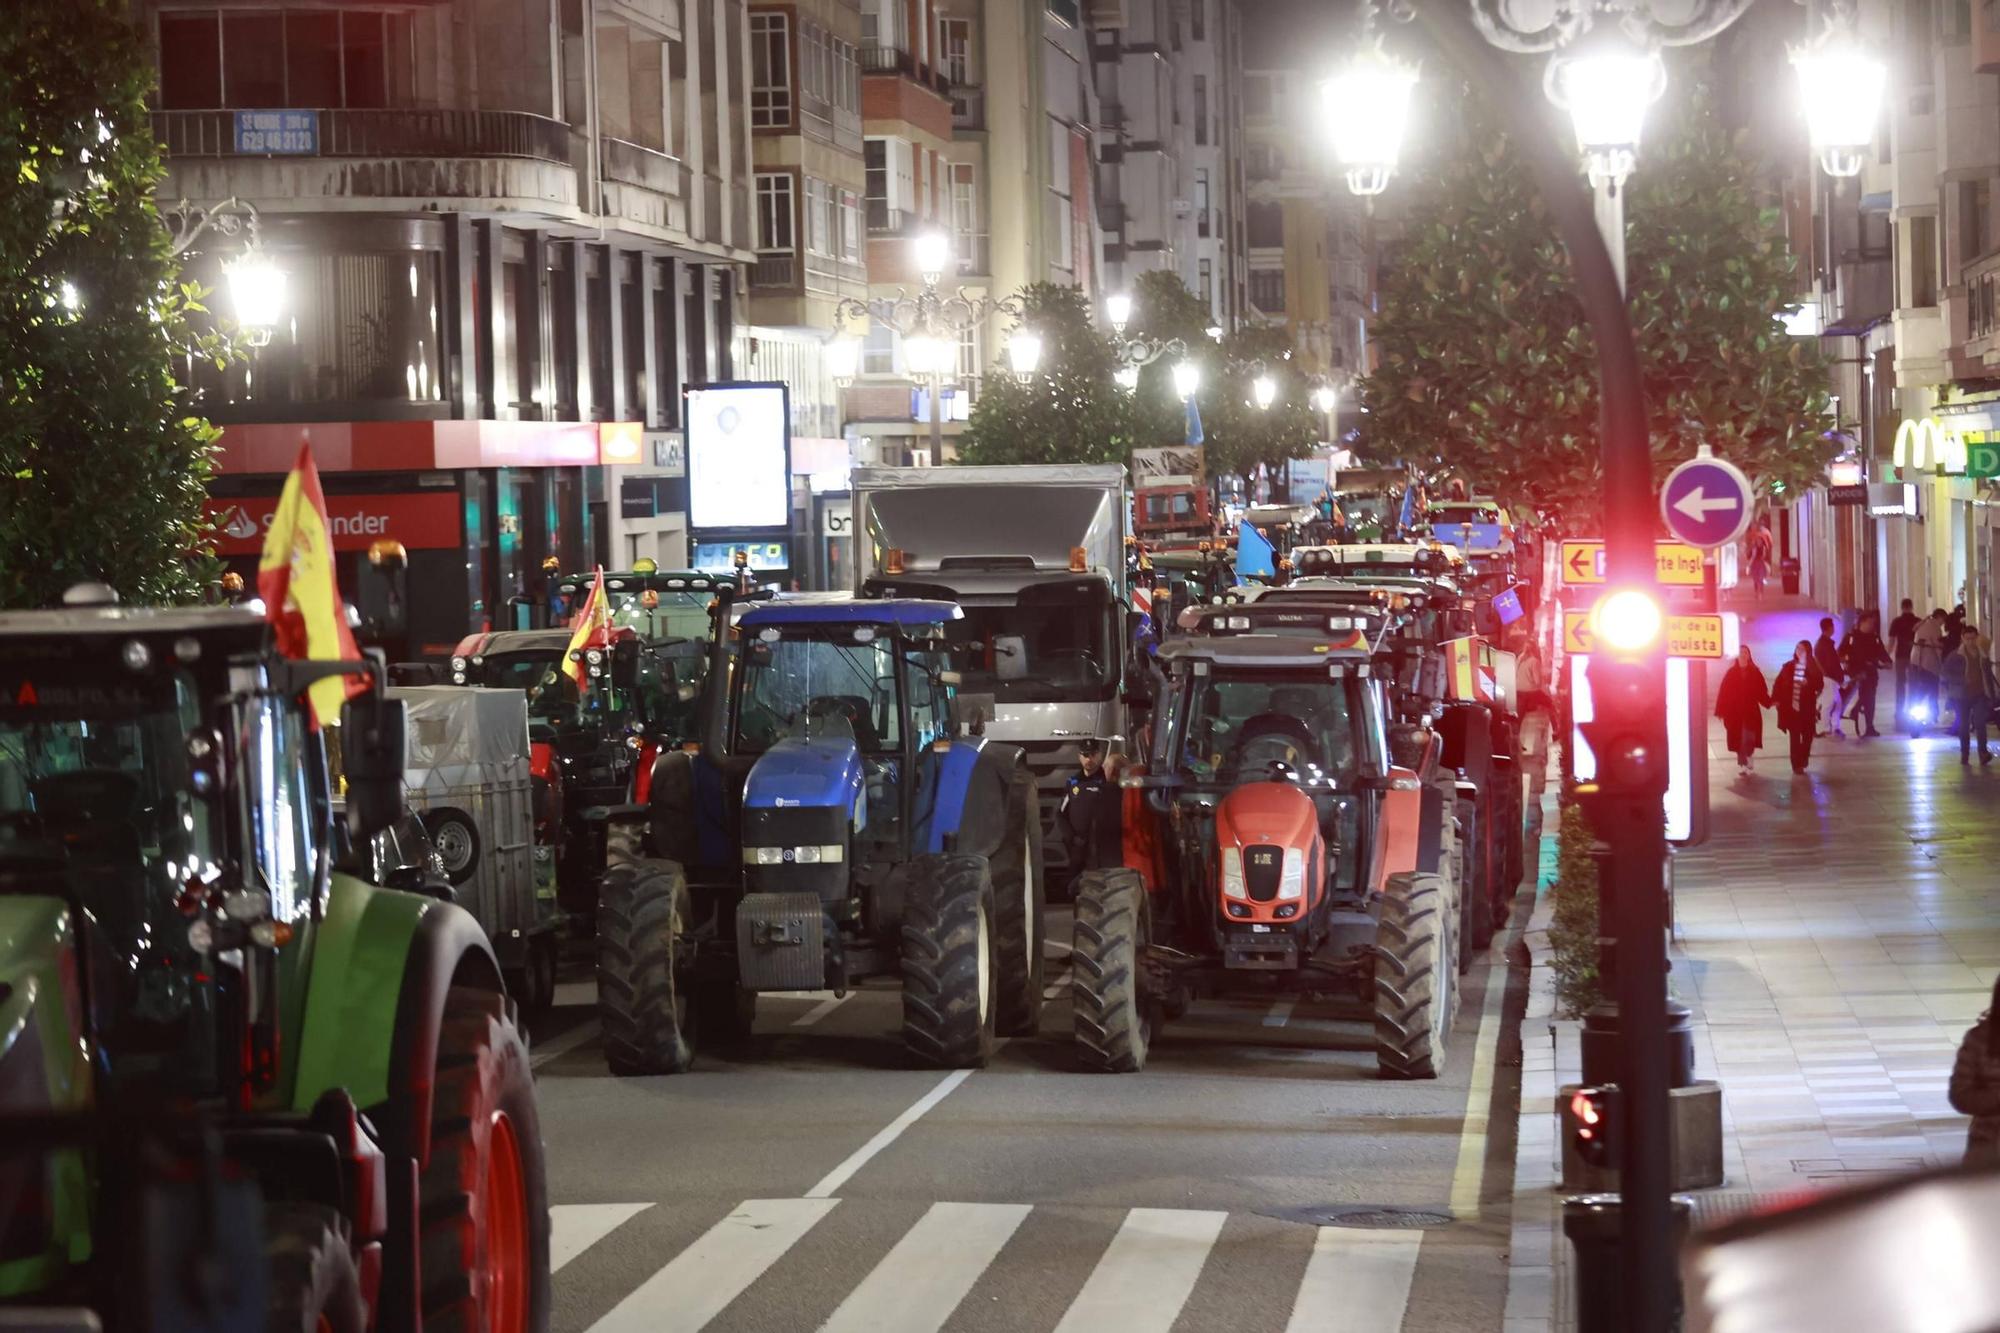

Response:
(156, 7), (412, 109)
(159, 13), (222, 109)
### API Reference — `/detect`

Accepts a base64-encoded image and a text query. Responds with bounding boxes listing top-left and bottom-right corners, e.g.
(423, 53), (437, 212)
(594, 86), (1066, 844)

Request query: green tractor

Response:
(0, 597), (549, 1330)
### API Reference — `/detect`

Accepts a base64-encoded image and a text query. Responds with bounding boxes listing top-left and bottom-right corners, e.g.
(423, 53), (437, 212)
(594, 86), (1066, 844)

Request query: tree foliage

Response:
(958, 273), (1320, 479)
(0, 0), (222, 608)
(1359, 65), (1832, 525)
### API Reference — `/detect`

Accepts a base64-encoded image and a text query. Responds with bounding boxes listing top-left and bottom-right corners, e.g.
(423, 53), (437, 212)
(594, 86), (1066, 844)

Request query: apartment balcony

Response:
(152, 107), (581, 211)
(750, 252), (798, 289)
(860, 46), (954, 139)
(951, 87), (986, 131)
(867, 202), (919, 236)
(1824, 254), (1892, 332)
(1957, 248), (2000, 373)
(799, 93), (864, 153)
(804, 252), (870, 297)
(861, 44), (952, 96)
(599, 136), (690, 236)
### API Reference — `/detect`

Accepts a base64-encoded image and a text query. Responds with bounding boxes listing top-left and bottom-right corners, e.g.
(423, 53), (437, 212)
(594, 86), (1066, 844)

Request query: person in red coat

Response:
(1715, 645), (1772, 774)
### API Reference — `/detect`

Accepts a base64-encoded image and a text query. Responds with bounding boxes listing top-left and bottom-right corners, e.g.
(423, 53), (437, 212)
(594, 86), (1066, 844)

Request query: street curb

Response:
(1503, 784), (1568, 1333)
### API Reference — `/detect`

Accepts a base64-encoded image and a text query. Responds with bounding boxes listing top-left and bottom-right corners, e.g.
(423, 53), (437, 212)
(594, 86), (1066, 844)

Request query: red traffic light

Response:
(1569, 1084), (1619, 1169)
(1592, 588), (1663, 653)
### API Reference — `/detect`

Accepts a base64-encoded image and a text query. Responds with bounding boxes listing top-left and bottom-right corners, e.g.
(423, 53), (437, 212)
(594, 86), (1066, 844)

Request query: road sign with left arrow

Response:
(1565, 609), (1729, 658)
(1660, 454), (1755, 549)
(1558, 539), (1706, 586)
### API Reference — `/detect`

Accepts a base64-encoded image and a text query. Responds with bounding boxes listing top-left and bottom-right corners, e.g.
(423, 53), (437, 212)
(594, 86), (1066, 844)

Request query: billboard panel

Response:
(686, 383), (790, 531)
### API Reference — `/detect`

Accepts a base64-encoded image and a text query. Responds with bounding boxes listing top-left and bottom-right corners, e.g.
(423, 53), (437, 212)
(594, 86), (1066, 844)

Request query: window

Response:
(1961, 179), (1990, 267)
(1195, 168), (1211, 237)
(862, 323), (897, 374)
(950, 162), (979, 266)
(1199, 258), (1213, 305)
(840, 190), (864, 261)
(1246, 200), (1283, 248)
(1908, 0), (1936, 85)
(222, 12), (285, 107)
(157, 7), (414, 110)
(756, 172), (796, 252)
(941, 18), (972, 86)
(1250, 268), (1286, 313)
(805, 177), (836, 256)
(1192, 0), (1205, 41)
(750, 12), (792, 127)
(865, 139), (889, 225)
(1194, 74), (1208, 146)
(249, 697), (317, 924)
(1910, 215), (1938, 308)
(1942, 0), (1972, 42)
(956, 326), (979, 384)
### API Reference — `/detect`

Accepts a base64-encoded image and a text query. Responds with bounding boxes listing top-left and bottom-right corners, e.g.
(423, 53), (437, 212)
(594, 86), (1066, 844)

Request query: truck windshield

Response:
(1178, 672), (1361, 787)
(607, 591), (711, 642)
(948, 598), (1114, 702)
(735, 632), (902, 753)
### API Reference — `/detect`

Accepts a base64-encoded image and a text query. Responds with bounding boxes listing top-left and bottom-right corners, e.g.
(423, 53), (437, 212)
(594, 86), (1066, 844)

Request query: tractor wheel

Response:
(264, 1201), (366, 1333)
(423, 809), (481, 886)
(596, 857), (697, 1076)
(1374, 870), (1454, 1080)
(418, 986), (551, 1332)
(1458, 798), (1496, 959)
(990, 764), (1046, 1036)
(1071, 867), (1153, 1073)
(899, 852), (999, 1069)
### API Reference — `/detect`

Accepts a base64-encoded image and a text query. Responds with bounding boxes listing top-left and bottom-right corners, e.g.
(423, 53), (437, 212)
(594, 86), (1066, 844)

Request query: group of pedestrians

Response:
(1715, 603), (2000, 772)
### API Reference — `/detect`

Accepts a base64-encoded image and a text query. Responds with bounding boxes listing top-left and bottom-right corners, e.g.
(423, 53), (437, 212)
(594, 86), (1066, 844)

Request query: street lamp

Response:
(1312, 383), (1338, 416)
(1172, 360), (1201, 401)
(1006, 329), (1043, 383)
(1104, 292), (1133, 335)
(1793, 11), (1886, 179)
(825, 333), (861, 383)
(1321, 41), (1420, 197)
(831, 234), (1022, 458)
(1252, 374), (1278, 410)
(1114, 365), (1140, 391)
(166, 196), (284, 347)
(1545, 27), (1667, 190)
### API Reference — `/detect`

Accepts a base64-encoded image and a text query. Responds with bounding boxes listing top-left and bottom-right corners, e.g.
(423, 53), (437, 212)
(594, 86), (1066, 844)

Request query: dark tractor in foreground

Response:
(0, 601), (548, 1330)
(593, 596), (1046, 1074)
(1076, 631), (1465, 1080)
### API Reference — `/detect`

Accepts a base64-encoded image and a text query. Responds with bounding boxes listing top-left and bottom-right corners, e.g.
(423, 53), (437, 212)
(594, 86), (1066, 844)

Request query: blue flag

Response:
(1235, 520), (1275, 582)
(1185, 395), (1205, 446)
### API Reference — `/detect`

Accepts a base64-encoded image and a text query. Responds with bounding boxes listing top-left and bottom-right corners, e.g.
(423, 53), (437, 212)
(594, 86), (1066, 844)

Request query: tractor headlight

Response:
(1224, 615), (1250, 630)
(451, 656), (467, 672)
(750, 846), (785, 865)
(586, 648), (604, 665)
(451, 671), (467, 685)
(1221, 846), (1247, 899)
(744, 844), (846, 866)
(1277, 848), (1306, 900)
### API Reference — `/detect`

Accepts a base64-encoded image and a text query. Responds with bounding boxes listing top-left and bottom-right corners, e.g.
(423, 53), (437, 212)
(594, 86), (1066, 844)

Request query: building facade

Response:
(148, 0), (754, 653)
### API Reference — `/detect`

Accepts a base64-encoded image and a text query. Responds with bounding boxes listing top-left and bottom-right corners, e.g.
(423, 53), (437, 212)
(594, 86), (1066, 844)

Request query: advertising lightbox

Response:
(686, 383), (791, 531)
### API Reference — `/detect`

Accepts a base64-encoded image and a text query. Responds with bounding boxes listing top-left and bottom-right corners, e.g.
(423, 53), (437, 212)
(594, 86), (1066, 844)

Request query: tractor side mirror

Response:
(340, 693), (407, 843)
(1387, 722), (1433, 773)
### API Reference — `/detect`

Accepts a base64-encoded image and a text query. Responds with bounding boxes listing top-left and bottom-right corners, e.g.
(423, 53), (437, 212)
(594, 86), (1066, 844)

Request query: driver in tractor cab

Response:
(1057, 738), (1119, 870)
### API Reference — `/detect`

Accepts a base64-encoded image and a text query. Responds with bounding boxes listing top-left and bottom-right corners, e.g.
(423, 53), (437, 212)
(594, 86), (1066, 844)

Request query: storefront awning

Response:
(211, 420), (643, 474)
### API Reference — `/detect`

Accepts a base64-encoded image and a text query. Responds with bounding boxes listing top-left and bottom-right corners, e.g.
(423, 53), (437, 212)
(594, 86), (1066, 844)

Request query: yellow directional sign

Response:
(1559, 539), (1706, 587)
(1564, 610), (1727, 659)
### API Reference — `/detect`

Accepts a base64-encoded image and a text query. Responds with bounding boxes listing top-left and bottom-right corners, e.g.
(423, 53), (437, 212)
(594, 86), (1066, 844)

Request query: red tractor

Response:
(1073, 630), (1467, 1079)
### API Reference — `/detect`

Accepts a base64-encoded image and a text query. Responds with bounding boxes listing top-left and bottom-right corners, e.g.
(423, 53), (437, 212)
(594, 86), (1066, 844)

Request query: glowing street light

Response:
(1321, 43), (1420, 197)
(1007, 329), (1043, 383)
(1172, 360), (1201, 400)
(1252, 374), (1278, 410)
(914, 231), (952, 286)
(826, 333), (861, 386)
(1114, 365), (1140, 391)
(1546, 28), (1668, 189)
(224, 253), (286, 342)
(1793, 17), (1886, 179)
(903, 332), (951, 377)
(1104, 292), (1133, 334)
(1312, 384), (1337, 416)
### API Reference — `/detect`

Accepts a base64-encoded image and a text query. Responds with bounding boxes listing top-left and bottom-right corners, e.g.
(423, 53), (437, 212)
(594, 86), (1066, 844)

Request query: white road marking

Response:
(531, 1019), (601, 1070)
(551, 1202), (652, 1272)
(819, 1201), (1031, 1333)
(791, 993), (852, 1027)
(1262, 997), (1296, 1028)
(806, 1069), (977, 1199)
(1053, 1207), (1228, 1333)
(1285, 1227), (1424, 1333)
(586, 1197), (839, 1332)
(1448, 956), (1510, 1220)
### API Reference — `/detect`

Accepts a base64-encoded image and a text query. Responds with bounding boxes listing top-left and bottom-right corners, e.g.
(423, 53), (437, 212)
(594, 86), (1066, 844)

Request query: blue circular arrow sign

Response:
(1660, 455), (1754, 549)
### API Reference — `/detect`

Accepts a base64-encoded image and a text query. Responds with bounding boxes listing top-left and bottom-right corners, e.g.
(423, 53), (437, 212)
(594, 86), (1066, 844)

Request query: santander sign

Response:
(205, 491), (462, 556)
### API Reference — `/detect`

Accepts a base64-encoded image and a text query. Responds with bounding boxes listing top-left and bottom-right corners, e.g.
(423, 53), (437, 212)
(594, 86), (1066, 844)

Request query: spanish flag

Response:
(257, 440), (363, 726)
(562, 567), (611, 694)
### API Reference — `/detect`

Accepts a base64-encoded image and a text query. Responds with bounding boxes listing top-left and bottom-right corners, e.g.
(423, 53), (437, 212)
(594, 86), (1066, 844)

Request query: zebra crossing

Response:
(551, 1196), (1427, 1333)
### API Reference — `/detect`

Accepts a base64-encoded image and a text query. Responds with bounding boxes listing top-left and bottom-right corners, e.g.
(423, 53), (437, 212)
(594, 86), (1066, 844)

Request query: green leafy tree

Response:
(1360, 65), (1832, 525)
(957, 283), (1136, 465)
(0, 0), (222, 608)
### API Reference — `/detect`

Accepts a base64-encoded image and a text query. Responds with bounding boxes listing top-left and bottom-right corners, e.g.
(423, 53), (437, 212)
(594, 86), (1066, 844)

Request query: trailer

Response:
(851, 464), (1132, 888)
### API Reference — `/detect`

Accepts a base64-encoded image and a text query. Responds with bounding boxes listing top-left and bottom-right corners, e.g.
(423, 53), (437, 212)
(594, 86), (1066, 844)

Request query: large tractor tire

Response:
(1374, 870), (1455, 1080)
(597, 857), (698, 1075)
(900, 853), (1000, 1068)
(1071, 867), (1153, 1073)
(265, 1202), (366, 1333)
(1458, 797), (1496, 959)
(989, 764), (1046, 1036)
(419, 986), (551, 1332)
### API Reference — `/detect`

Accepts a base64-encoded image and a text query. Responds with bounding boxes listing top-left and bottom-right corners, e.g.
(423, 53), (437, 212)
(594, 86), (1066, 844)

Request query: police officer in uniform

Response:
(1057, 739), (1119, 872)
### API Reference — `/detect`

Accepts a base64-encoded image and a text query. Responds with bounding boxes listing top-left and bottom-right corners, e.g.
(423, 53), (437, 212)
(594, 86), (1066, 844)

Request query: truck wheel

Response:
(1374, 870), (1454, 1080)
(597, 858), (697, 1076)
(419, 986), (551, 1332)
(1457, 798), (1495, 960)
(990, 765), (1046, 1036)
(900, 852), (999, 1069)
(265, 1201), (366, 1333)
(1072, 867), (1153, 1073)
(423, 809), (481, 887)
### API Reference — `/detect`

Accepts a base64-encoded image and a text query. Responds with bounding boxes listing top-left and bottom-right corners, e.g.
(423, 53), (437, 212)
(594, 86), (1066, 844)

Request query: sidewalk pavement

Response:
(1504, 596), (2000, 1332)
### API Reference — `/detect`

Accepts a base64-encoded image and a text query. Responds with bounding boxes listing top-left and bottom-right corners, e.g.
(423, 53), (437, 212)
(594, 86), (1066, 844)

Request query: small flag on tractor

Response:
(1235, 520), (1276, 582)
(257, 439), (365, 727)
(562, 567), (611, 693)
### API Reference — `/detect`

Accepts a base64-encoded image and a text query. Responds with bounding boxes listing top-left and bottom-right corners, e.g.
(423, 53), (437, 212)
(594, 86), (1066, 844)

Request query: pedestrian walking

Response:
(1813, 617), (1848, 738)
(1773, 640), (1825, 774)
(1888, 598), (1920, 729)
(1956, 626), (1994, 766)
(1744, 519), (1774, 601)
(1715, 646), (1771, 773)
(1948, 974), (2000, 1167)
(1913, 608), (1948, 728)
(1945, 604), (1967, 659)
(1838, 612), (1892, 737)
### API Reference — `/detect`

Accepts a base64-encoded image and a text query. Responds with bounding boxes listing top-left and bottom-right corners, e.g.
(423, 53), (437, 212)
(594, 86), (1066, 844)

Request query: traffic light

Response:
(1569, 1084), (1620, 1169)
(1578, 587), (1669, 802)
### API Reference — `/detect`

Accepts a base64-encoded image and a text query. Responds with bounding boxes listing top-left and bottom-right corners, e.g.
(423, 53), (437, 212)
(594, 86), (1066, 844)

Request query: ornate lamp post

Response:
(1792, 3), (1885, 179)
(1321, 39), (1422, 198)
(827, 231), (1023, 459)
(1100, 291), (1190, 389)
(165, 197), (285, 347)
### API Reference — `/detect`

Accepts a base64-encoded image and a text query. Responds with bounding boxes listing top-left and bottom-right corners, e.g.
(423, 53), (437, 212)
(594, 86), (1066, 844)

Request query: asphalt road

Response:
(528, 905), (1528, 1333)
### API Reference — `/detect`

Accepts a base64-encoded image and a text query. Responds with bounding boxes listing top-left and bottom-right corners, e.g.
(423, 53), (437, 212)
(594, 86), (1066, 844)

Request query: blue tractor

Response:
(594, 595), (1046, 1073)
